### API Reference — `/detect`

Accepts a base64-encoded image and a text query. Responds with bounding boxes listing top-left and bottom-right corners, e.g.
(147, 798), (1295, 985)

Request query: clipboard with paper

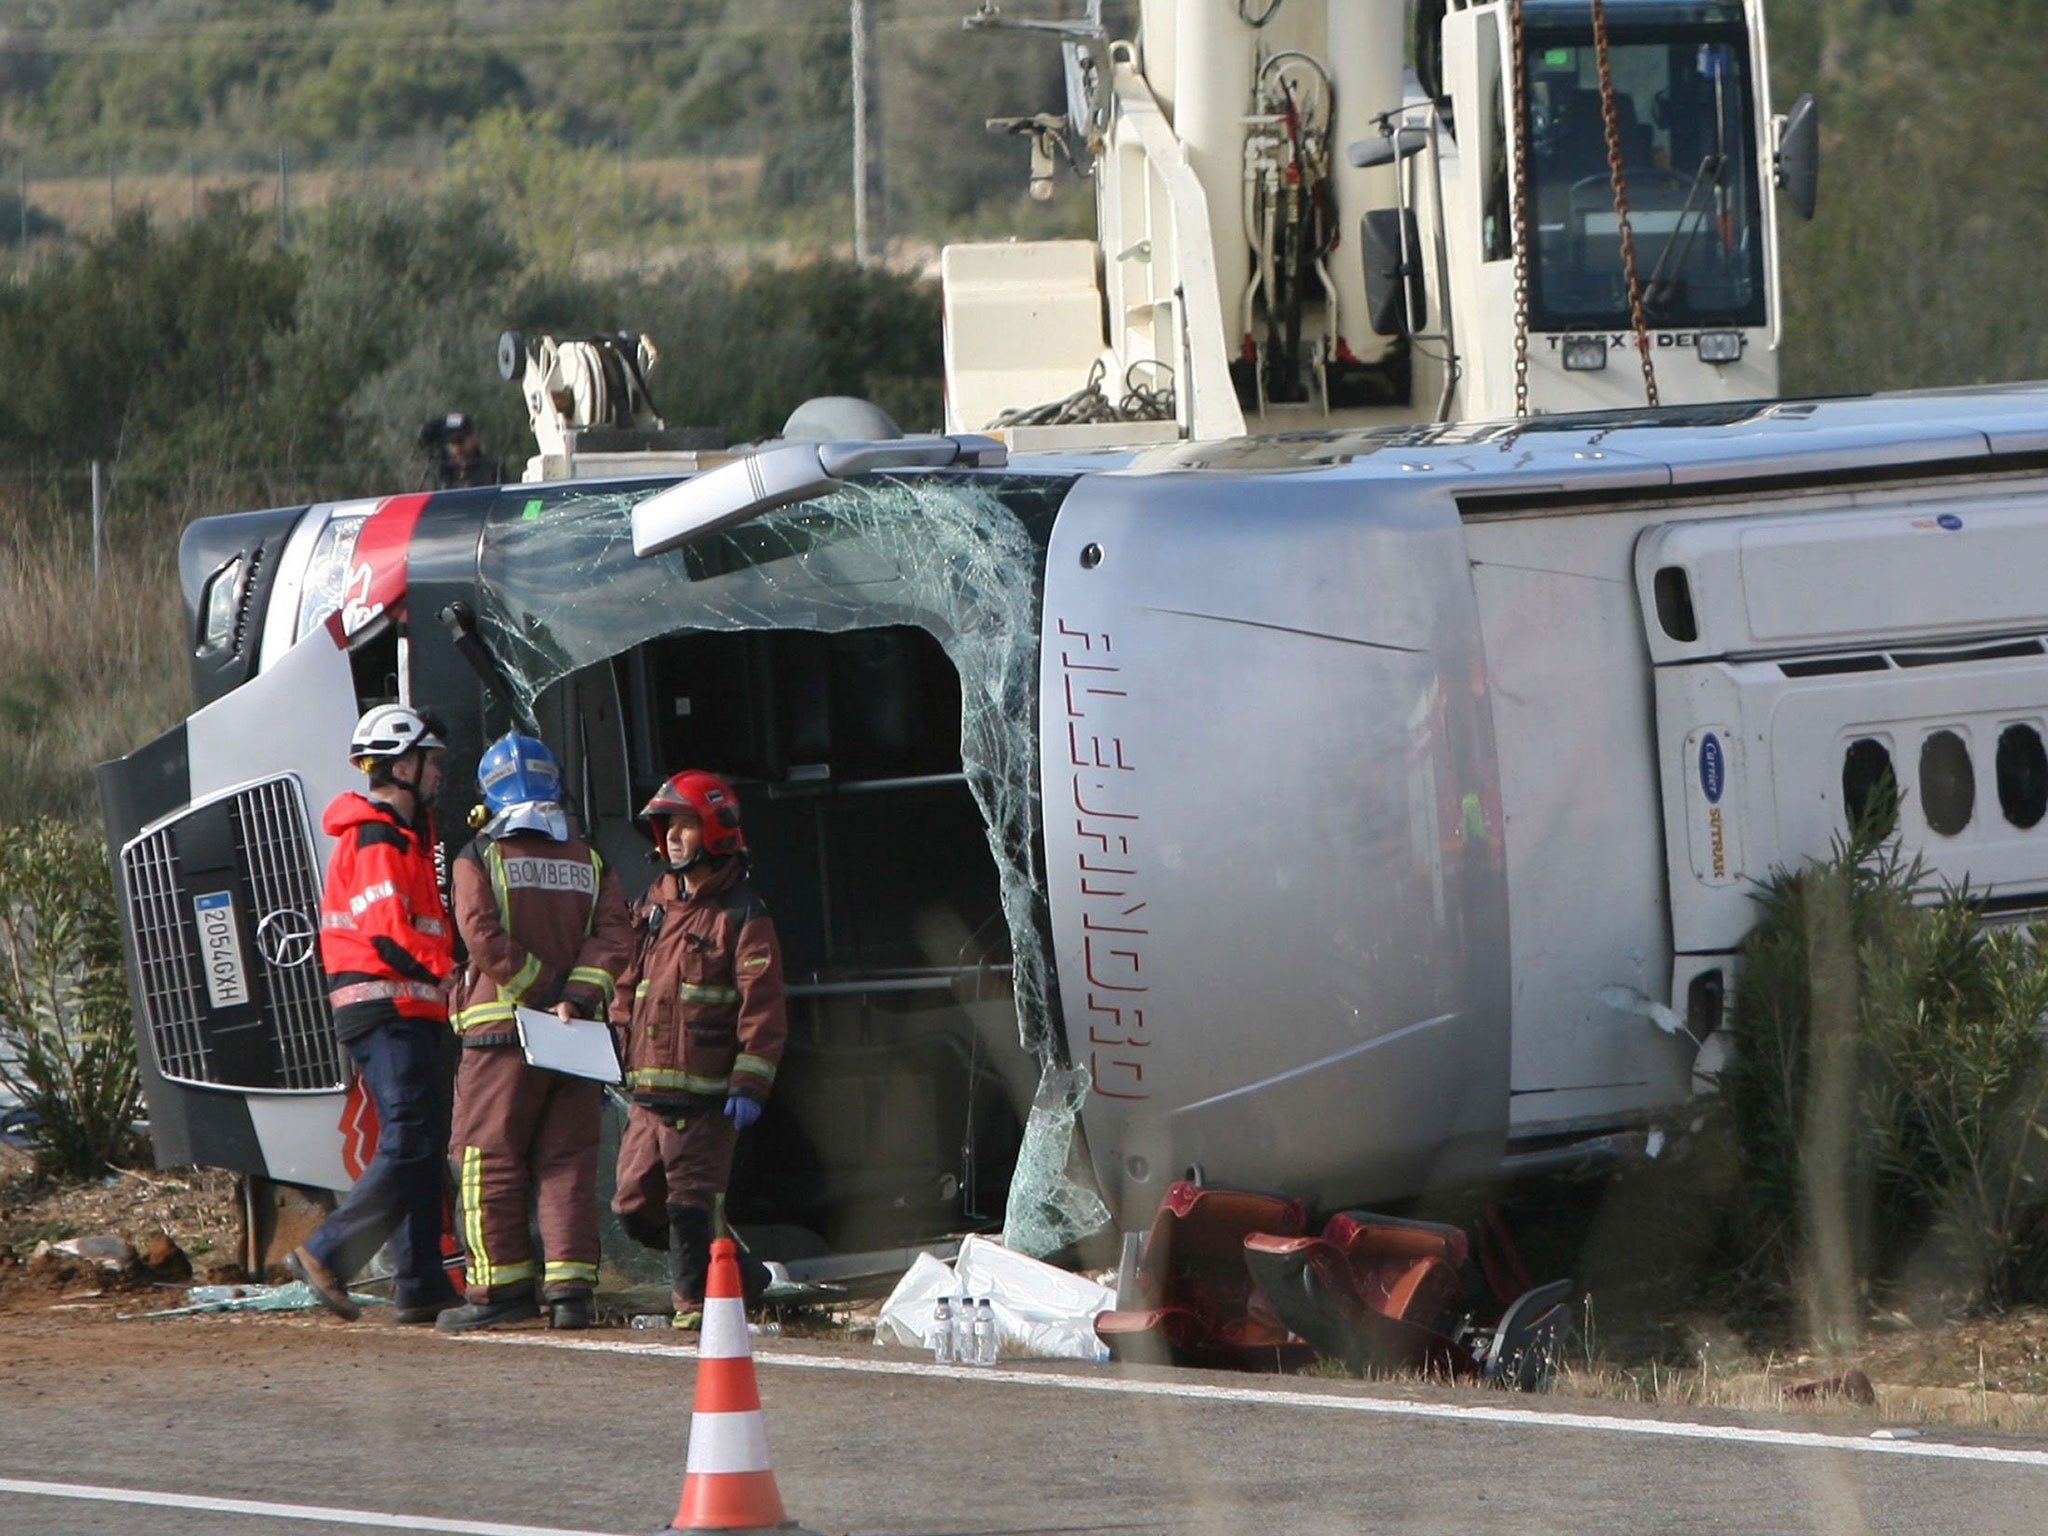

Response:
(514, 1006), (622, 1084)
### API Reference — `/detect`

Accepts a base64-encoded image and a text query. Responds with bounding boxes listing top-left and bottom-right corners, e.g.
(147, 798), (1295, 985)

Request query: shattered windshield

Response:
(1523, 23), (1765, 330)
(473, 472), (1108, 1255)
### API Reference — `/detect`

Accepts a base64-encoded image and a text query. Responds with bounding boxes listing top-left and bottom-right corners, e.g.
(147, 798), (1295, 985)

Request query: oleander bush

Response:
(0, 818), (143, 1180)
(1720, 826), (2048, 1330)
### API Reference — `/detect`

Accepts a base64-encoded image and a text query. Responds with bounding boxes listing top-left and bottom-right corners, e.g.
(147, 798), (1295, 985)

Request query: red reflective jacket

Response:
(318, 791), (453, 1036)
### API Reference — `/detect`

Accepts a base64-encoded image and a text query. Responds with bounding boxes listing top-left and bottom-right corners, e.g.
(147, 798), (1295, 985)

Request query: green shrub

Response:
(0, 818), (143, 1181)
(1721, 833), (2048, 1328)
(1865, 907), (2048, 1308)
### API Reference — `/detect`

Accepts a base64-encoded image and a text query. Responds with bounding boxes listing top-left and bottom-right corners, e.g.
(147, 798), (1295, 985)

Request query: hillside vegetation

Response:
(0, 0), (2044, 827)
(0, 0), (1086, 242)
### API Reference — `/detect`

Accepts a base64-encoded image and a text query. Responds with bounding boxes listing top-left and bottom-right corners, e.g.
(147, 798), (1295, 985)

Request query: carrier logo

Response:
(256, 906), (318, 968)
(1686, 727), (1740, 887)
(1699, 733), (1726, 805)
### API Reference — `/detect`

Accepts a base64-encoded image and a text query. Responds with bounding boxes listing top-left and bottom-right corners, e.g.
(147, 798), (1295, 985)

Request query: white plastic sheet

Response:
(875, 1235), (1114, 1363)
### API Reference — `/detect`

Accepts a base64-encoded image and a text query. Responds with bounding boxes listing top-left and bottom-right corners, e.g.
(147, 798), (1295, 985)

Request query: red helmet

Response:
(638, 770), (745, 856)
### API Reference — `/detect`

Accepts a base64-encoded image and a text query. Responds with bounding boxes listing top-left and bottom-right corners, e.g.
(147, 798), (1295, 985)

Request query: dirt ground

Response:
(8, 1139), (2048, 1428)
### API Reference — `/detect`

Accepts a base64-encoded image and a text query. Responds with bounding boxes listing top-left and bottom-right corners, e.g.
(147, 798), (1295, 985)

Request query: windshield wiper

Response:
(1642, 153), (1724, 318)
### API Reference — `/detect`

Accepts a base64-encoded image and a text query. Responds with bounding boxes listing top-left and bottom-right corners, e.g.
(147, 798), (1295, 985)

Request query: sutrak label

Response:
(1685, 727), (1742, 887)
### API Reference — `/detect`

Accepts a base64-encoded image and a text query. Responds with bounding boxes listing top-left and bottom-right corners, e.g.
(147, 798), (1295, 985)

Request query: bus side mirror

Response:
(1362, 208), (1426, 337)
(1776, 93), (1819, 220)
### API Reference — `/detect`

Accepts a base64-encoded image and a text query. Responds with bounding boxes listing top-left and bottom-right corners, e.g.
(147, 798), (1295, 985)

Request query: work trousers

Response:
(304, 1013), (458, 1310)
(450, 1043), (602, 1302)
(611, 1101), (737, 1246)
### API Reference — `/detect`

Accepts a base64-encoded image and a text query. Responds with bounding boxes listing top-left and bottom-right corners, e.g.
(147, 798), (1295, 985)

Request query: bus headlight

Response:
(196, 555), (244, 657)
(295, 513), (369, 641)
(1697, 330), (1744, 364)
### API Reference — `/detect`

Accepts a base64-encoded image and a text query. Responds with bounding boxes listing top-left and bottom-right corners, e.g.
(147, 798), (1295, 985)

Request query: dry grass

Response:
(1543, 1358), (2048, 1432)
(1284, 1287), (2048, 1432)
(1290, 1346), (2048, 1431)
(19, 154), (765, 245)
(0, 497), (188, 826)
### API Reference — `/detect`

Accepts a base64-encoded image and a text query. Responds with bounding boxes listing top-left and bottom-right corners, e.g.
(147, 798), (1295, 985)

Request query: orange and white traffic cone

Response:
(658, 1236), (809, 1535)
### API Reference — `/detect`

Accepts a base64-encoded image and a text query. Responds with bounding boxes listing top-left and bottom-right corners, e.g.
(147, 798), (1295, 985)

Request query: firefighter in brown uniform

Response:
(611, 769), (783, 1328)
(437, 733), (632, 1332)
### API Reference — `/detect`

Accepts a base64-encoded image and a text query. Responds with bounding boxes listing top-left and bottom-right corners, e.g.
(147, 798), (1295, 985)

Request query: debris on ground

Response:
(119, 1280), (384, 1320)
(10, 1145), (2048, 1431)
(1788, 1368), (1877, 1406)
(876, 1233), (1114, 1361)
(1092, 1180), (1571, 1388)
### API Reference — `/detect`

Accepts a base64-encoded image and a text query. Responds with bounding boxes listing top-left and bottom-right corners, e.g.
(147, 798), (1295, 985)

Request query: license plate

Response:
(193, 891), (249, 1009)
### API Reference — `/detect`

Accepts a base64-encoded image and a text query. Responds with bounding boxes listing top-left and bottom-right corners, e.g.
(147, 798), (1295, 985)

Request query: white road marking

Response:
(461, 1333), (2048, 1472)
(0, 1477), (617, 1536)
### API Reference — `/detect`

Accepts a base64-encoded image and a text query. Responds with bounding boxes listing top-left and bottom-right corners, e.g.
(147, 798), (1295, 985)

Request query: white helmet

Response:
(351, 704), (448, 764)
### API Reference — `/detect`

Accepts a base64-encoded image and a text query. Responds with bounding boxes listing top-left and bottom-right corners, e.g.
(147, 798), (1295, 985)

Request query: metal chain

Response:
(1589, 0), (1658, 406)
(1509, 0), (1531, 418)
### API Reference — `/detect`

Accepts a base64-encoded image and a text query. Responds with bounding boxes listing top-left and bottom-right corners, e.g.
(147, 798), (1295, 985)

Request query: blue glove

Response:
(723, 1094), (762, 1131)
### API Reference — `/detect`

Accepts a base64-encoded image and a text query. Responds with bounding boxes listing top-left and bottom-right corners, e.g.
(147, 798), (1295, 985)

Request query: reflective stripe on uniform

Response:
(733, 1053), (777, 1087)
(460, 1145), (491, 1285)
(507, 952), (543, 1001)
(568, 965), (615, 993)
(453, 999), (517, 1032)
(626, 1067), (730, 1098)
(328, 979), (443, 1009)
(677, 981), (739, 1005)
(582, 850), (605, 938)
(484, 843), (513, 930)
(634, 980), (650, 999)
(459, 1145), (537, 1290)
(544, 1260), (599, 1287)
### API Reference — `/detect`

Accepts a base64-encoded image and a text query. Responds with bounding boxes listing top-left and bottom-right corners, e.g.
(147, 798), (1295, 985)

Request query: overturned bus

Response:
(98, 382), (2048, 1265)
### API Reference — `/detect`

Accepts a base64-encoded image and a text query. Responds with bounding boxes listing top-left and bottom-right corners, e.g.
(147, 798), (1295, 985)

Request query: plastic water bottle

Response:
(973, 1297), (997, 1365)
(630, 1313), (671, 1330)
(931, 1296), (955, 1363)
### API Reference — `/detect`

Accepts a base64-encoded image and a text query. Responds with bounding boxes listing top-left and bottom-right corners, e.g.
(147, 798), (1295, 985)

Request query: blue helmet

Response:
(479, 733), (562, 811)
(476, 733), (569, 840)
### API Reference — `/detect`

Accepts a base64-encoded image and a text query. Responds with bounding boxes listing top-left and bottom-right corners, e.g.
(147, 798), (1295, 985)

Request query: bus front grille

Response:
(119, 776), (345, 1092)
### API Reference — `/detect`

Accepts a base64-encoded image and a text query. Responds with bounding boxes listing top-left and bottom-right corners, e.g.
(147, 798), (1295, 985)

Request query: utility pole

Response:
(90, 460), (105, 597)
(850, 0), (883, 265)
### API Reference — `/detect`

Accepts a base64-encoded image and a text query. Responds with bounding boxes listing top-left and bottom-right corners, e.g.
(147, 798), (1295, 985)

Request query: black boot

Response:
(737, 1247), (775, 1309)
(668, 1203), (712, 1328)
(548, 1294), (592, 1331)
(435, 1284), (540, 1333)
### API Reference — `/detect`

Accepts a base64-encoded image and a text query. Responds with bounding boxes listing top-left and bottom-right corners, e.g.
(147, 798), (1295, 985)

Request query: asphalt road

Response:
(4, 1311), (2048, 1536)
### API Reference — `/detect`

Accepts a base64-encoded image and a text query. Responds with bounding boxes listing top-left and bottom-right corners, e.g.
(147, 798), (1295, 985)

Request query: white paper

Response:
(514, 1006), (621, 1083)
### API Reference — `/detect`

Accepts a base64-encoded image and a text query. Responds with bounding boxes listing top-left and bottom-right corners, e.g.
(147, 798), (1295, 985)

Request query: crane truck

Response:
(945, 0), (1817, 444)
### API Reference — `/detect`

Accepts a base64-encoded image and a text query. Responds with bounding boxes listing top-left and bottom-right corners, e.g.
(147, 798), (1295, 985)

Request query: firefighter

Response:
(288, 704), (462, 1325)
(436, 733), (633, 1332)
(419, 412), (501, 489)
(611, 770), (783, 1328)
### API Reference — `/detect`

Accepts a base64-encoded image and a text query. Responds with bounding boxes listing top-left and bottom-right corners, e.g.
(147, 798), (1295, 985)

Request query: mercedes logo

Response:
(256, 907), (318, 969)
